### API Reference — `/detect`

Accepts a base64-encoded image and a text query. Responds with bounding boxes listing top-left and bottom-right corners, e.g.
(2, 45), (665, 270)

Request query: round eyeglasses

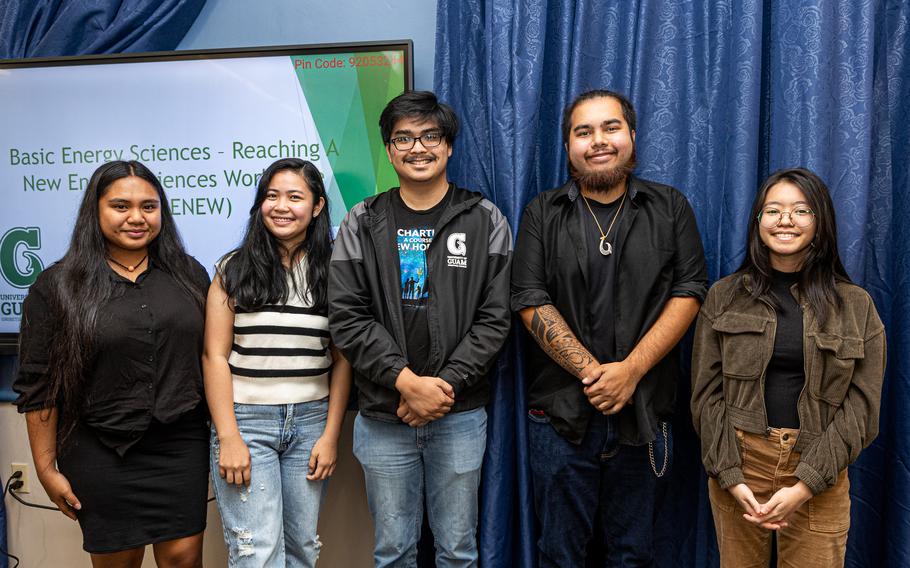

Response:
(757, 207), (816, 228)
(389, 132), (444, 151)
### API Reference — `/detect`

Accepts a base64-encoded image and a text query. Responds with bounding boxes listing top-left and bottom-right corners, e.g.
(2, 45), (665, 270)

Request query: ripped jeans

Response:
(353, 408), (487, 568)
(211, 400), (329, 567)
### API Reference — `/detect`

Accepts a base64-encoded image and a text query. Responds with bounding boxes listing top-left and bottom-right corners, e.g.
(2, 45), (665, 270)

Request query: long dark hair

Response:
(45, 160), (206, 440)
(737, 167), (851, 326)
(220, 158), (331, 312)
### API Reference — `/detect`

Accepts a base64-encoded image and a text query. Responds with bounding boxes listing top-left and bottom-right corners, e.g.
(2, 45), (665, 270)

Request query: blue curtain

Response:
(0, 0), (205, 58)
(435, 1), (910, 566)
(0, 3), (205, 566)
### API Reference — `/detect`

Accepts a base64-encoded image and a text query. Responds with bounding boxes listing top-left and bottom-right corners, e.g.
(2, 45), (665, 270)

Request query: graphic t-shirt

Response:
(390, 187), (450, 375)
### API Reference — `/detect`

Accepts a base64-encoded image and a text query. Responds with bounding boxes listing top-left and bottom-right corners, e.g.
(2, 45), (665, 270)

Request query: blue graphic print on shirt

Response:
(398, 228), (433, 301)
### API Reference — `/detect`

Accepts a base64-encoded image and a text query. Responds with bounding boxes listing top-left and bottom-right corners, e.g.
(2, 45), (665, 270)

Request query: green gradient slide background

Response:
(293, 51), (406, 223)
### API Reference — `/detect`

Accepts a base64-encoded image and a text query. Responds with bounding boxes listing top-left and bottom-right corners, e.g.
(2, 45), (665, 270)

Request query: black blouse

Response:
(14, 258), (210, 455)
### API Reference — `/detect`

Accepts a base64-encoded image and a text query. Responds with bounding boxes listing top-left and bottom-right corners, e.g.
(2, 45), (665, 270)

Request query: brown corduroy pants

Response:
(708, 428), (850, 568)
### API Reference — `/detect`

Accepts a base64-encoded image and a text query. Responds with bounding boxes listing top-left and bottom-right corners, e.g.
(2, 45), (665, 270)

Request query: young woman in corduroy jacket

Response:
(691, 168), (886, 567)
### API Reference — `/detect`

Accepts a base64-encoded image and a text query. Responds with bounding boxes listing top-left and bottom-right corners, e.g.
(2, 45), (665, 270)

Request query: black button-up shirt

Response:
(14, 259), (209, 455)
(511, 176), (708, 445)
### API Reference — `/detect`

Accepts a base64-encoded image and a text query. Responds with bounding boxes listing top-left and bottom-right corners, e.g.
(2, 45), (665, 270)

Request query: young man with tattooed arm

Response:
(511, 90), (707, 567)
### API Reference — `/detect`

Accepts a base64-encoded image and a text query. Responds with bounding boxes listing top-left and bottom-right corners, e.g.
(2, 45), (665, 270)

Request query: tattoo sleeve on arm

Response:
(527, 305), (597, 379)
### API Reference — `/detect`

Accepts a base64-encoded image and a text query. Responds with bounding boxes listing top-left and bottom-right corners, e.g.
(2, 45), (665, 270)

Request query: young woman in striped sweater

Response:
(203, 158), (352, 567)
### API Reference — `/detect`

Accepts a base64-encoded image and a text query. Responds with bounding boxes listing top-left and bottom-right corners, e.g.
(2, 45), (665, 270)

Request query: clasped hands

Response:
(395, 369), (454, 427)
(581, 360), (641, 415)
(728, 481), (813, 530)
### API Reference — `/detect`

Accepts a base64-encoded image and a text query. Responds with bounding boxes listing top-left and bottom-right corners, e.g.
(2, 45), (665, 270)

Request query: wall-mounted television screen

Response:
(0, 40), (413, 349)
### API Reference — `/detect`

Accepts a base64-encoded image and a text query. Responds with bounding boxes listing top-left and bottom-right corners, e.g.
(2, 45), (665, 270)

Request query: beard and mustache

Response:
(569, 146), (637, 194)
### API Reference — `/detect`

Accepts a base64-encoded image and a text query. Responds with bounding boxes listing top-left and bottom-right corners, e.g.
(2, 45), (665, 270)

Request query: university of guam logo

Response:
(446, 232), (468, 269)
(0, 227), (44, 288)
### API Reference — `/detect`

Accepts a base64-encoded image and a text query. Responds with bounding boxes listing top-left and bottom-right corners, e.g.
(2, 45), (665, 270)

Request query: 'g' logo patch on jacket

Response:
(447, 232), (468, 268)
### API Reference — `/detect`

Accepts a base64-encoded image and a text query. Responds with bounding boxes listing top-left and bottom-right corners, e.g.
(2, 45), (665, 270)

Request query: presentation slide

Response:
(0, 43), (411, 339)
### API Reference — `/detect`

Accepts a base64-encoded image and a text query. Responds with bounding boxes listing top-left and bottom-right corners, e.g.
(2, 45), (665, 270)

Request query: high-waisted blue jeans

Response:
(211, 399), (329, 567)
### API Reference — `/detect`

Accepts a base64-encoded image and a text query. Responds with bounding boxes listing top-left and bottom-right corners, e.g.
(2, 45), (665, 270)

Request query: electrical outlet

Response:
(10, 463), (30, 493)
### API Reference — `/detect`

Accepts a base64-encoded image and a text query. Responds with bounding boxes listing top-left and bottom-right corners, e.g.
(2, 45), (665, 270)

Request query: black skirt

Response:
(57, 408), (209, 553)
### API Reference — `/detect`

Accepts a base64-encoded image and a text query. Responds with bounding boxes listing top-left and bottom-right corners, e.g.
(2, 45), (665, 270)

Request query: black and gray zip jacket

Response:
(328, 184), (513, 422)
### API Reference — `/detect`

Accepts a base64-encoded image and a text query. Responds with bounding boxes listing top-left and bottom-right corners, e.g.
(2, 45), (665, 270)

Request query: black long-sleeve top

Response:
(14, 259), (209, 455)
(765, 270), (805, 428)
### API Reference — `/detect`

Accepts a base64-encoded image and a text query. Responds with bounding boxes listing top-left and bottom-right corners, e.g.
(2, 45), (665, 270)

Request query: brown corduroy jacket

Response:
(691, 273), (886, 495)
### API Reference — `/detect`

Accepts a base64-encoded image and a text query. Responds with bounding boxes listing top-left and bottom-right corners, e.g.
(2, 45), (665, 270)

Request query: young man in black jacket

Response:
(511, 90), (707, 566)
(329, 91), (512, 568)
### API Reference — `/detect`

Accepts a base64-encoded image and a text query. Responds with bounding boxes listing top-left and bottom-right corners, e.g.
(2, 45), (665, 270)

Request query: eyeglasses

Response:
(757, 207), (816, 228)
(389, 132), (444, 151)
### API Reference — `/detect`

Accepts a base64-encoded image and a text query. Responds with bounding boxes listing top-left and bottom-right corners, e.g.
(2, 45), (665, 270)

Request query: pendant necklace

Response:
(581, 190), (627, 256)
(108, 254), (148, 273)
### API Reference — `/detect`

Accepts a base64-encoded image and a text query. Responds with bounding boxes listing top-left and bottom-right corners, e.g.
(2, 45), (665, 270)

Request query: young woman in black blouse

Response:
(14, 161), (211, 567)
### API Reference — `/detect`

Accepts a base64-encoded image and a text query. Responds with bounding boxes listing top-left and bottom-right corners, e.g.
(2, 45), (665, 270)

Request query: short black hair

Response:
(379, 90), (459, 145)
(561, 89), (637, 144)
